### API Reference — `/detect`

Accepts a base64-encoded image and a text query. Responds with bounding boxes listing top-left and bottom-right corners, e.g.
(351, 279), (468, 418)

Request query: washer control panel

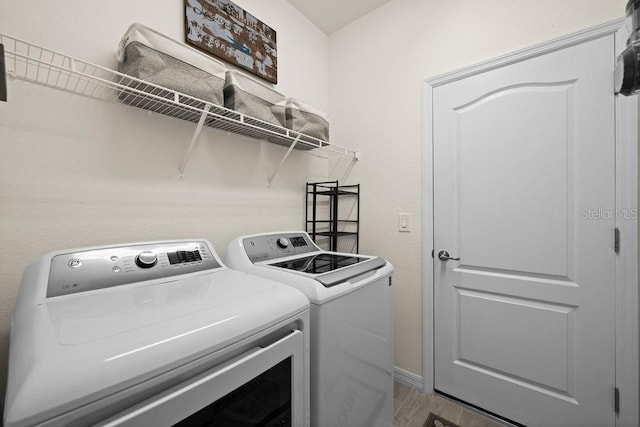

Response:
(243, 233), (318, 263)
(47, 241), (220, 298)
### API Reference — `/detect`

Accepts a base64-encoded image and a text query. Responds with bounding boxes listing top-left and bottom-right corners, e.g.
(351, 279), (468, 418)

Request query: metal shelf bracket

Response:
(179, 104), (211, 178)
(267, 135), (301, 186)
(340, 151), (360, 182)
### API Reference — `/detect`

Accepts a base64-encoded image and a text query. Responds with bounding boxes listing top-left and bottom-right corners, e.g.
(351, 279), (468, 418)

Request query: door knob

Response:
(438, 250), (460, 261)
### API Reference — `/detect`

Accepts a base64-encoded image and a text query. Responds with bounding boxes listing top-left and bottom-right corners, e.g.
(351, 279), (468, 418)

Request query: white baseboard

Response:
(393, 366), (423, 391)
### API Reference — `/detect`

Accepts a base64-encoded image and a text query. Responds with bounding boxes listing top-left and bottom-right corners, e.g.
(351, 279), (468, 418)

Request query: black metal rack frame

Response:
(1, 44), (7, 102)
(306, 181), (360, 253)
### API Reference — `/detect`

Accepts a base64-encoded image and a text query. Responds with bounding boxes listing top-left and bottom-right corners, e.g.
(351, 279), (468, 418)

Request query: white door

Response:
(433, 35), (616, 426)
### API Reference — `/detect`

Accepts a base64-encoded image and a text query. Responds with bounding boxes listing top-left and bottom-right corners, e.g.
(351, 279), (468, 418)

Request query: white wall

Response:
(0, 0), (330, 405)
(328, 0), (626, 378)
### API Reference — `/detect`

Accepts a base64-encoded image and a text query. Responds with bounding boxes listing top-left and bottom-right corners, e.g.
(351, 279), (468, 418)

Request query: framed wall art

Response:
(185, 0), (278, 84)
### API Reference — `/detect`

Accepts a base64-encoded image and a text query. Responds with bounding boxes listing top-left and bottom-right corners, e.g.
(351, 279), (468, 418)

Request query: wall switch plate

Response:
(398, 213), (411, 232)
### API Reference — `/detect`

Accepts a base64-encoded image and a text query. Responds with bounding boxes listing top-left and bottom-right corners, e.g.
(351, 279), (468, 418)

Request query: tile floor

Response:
(394, 381), (510, 427)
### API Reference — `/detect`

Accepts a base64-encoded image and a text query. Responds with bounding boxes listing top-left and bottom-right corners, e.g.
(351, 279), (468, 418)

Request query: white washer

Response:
(4, 239), (310, 427)
(225, 231), (394, 427)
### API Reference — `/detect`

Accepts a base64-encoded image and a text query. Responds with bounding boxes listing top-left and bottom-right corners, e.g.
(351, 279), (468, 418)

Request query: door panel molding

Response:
(452, 80), (577, 113)
(454, 83), (574, 277)
(455, 288), (577, 396)
(422, 17), (638, 426)
(454, 266), (578, 286)
(451, 359), (579, 405)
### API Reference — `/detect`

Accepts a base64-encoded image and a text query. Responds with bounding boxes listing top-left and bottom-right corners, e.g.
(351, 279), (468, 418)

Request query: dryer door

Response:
(102, 329), (305, 427)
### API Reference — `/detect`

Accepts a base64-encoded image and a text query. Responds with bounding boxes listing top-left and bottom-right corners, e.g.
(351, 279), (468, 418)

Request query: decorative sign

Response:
(185, 0), (278, 83)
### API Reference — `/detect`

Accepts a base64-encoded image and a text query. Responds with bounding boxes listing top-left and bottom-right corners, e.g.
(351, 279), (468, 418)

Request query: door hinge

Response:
(614, 227), (620, 254)
(615, 387), (620, 414)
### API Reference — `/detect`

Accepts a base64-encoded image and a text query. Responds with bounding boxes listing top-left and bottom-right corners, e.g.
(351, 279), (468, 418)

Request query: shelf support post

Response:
(267, 135), (301, 186)
(179, 104), (211, 178)
(0, 44), (7, 102)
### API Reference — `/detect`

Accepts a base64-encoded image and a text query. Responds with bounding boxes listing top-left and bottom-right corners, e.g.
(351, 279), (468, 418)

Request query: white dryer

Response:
(4, 239), (310, 427)
(225, 231), (394, 427)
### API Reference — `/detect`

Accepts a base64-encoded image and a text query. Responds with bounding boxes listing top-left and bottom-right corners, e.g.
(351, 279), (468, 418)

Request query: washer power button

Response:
(136, 251), (158, 269)
(277, 238), (290, 249)
(68, 259), (82, 268)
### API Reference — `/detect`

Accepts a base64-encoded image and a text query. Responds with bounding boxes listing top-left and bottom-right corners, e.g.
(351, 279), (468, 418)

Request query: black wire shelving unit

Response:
(306, 181), (360, 253)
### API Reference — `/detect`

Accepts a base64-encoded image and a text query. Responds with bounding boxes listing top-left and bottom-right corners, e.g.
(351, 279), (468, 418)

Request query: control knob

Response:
(136, 251), (158, 269)
(277, 238), (290, 249)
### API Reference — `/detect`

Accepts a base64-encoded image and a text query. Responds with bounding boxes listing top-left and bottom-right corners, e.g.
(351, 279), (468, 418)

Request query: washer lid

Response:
(4, 269), (309, 427)
(269, 254), (387, 287)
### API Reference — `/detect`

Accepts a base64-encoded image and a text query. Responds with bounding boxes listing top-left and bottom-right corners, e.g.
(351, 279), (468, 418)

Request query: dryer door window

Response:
(174, 357), (292, 426)
(103, 330), (305, 426)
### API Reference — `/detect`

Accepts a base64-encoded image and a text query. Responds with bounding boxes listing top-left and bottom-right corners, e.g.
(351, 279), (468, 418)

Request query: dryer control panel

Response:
(242, 233), (319, 263)
(47, 241), (220, 297)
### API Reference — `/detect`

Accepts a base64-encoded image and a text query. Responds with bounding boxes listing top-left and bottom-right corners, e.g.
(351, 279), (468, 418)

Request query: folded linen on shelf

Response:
(285, 98), (329, 142)
(117, 23), (226, 106)
(223, 70), (286, 127)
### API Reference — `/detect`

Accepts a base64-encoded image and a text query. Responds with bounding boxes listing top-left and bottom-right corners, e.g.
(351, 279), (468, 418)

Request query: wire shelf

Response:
(0, 33), (358, 157)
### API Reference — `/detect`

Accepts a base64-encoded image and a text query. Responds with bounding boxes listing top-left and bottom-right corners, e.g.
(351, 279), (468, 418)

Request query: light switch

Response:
(398, 213), (411, 232)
